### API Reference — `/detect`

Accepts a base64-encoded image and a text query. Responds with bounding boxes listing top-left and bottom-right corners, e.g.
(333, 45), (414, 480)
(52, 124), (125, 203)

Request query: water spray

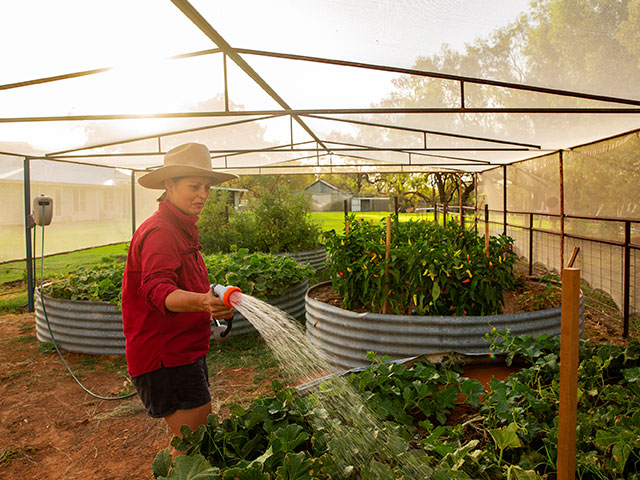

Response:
(210, 284), (242, 342)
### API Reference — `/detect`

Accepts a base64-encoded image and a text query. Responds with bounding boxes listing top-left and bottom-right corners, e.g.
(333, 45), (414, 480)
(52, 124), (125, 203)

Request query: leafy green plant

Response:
(43, 261), (125, 304)
(199, 186), (323, 255)
(152, 333), (640, 480)
(324, 215), (516, 315)
(204, 249), (315, 300)
(41, 249), (314, 306)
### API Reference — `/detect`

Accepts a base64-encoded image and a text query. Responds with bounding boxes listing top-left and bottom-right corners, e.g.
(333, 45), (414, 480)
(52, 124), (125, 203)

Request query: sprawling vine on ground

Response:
(152, 333), (640, 480)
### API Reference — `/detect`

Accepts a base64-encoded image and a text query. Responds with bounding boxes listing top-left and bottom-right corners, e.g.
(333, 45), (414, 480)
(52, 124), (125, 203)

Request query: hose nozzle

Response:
(211, 284), (242, 308)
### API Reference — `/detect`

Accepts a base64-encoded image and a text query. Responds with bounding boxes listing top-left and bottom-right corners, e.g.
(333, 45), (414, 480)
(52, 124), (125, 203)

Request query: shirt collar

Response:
(159, 200), (200, 243)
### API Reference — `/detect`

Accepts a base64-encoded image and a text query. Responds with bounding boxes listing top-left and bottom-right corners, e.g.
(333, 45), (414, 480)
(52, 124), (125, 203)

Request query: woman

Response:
(122, 142), (236, 453)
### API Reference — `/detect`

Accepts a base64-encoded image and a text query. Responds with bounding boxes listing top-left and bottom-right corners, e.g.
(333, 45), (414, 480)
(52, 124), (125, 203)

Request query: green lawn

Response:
(0, 243), (129, 285)
(310, 211), (434, 232)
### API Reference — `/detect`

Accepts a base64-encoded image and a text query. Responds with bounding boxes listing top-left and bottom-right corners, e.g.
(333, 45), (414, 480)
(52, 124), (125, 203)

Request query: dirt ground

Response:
(0, 312), (279, 480)
(1, 287), (636, 479)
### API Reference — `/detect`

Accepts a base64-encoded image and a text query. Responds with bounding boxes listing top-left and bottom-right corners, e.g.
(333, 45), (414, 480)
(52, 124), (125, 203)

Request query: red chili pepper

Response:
(338, 271), (343, 276)
(461, 278), (470, 284)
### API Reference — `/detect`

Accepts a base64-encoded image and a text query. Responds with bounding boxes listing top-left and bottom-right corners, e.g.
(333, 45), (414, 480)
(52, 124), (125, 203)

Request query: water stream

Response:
(228, 291), (432, 477)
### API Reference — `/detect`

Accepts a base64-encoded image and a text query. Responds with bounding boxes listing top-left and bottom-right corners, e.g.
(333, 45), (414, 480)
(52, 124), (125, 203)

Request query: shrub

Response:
(198, 187), (322, 254)
(324, 215), (516, 315)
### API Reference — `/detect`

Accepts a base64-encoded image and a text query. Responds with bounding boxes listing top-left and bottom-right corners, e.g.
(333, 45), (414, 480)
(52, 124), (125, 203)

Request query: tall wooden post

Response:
(382, 216), (392, 314)
(557, 267), (581, 480)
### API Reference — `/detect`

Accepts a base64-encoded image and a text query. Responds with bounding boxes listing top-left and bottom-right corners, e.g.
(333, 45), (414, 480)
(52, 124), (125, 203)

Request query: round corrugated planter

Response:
(219, 280), (309, 337)
(276, 248), (327, 272)
(35, 281), (309, 354)
(35, 288), (125, 355)
(305, 281), (585, 370)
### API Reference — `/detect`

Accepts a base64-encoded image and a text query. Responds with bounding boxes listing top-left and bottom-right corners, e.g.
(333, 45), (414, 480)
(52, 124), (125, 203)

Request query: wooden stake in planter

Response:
(382, 216), (392, 314)
(345, 219), (350, 235)
(557, 267), (581, 480)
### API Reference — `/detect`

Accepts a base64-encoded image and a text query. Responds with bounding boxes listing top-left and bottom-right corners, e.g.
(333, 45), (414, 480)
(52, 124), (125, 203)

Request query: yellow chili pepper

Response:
(413, 294), (417, 306)
(466, 269), (473, 278)
(347, 267), (352, 272)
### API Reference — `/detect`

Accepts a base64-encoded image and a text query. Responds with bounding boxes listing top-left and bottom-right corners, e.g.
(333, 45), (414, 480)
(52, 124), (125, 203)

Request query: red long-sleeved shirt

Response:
(122, 200), (211, 377)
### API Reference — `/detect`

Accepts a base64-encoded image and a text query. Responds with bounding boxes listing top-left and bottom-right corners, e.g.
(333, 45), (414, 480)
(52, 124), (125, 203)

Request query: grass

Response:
(310, 211), (432, 232)
(207, 331), (280, 375)
(0, 243), (129, 286)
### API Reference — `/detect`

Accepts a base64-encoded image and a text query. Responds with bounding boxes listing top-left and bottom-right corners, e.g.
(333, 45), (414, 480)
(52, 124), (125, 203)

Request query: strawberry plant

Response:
(204, 249), (315, 300)
(44, 261), (125, 304)
(324, 215), (516, 315)
(152, 335), (640, 480)
(43, 250), (315, 306)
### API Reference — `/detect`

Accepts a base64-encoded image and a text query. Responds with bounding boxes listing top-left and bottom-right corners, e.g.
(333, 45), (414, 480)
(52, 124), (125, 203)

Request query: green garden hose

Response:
(37, 210), (135, 401)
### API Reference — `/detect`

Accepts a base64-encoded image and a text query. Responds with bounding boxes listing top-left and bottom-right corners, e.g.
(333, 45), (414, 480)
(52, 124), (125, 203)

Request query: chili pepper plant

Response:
(323, 215), (516, 315)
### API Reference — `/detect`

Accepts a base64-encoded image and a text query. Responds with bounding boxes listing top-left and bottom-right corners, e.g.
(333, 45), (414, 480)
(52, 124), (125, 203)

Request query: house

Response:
(304, 179), (351, 212)
(351, 195), (390, 212)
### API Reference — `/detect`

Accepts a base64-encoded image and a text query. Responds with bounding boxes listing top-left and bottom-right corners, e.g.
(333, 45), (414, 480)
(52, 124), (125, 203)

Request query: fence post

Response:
(528, 213), (534, 276)
(503, 165), (507, 236)
(382, 216), (392, 314)
(443, 204), (448, 227)
(623, 221), (631, 338)
(474, 172), (478, 234)
(23, 157), (34, 313)
(557, 267), (581, 480)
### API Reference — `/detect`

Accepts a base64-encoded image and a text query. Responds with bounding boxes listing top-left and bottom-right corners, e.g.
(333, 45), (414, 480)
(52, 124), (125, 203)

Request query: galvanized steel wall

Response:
(35, 289), (125, 355)
(35, 281), (309, 354)
(305, 281), (585, 370)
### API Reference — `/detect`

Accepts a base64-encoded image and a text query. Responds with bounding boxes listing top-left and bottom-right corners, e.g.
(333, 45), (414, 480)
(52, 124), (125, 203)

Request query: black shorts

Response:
(131, 356), (211, 418)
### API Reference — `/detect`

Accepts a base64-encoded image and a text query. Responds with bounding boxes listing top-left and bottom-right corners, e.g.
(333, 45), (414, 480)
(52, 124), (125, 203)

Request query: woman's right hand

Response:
(201, 289), (234, 319)
(164, 289), (234, 319)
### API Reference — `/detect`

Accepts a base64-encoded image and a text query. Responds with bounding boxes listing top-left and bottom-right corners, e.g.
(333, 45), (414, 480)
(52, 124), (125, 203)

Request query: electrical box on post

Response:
(33, 195), (53, 226)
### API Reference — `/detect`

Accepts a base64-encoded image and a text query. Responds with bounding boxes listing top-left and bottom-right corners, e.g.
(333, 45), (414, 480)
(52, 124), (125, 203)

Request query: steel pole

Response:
(23, 158), (34, 312)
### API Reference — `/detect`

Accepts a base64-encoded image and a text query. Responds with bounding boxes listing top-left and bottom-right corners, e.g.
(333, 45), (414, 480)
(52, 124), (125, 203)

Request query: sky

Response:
(0, 0), (533, 153)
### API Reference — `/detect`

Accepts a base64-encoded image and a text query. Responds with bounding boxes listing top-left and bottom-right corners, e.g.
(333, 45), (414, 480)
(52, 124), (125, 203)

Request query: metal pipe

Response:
(559, 151), (565, 268)
(623, 221), (631, 338)
(302, 114), (540, 148)
(528, 212), (534, 276)
(23, 157), (34, 312)
(170, 0), (330, 154)
(4, 107), (640, 124)
(503, 165), (507, 235)
(235, 48), (640, 108)
(130, 171), (136, 236)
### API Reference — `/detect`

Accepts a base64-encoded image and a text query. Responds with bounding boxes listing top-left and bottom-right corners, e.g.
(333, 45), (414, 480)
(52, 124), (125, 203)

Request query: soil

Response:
(1, 278), (637, 479)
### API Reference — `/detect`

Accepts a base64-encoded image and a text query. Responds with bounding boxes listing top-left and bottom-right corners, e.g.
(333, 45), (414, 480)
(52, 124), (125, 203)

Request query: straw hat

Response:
(138, 142), (237, 189)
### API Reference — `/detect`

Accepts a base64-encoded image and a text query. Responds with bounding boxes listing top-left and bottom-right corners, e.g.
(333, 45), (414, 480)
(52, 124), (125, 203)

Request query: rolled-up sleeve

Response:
(137, 228), (181, 313)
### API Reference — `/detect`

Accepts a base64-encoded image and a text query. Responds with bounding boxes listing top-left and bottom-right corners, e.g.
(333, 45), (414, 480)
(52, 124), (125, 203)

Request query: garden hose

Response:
(37, 209), (136, 401)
